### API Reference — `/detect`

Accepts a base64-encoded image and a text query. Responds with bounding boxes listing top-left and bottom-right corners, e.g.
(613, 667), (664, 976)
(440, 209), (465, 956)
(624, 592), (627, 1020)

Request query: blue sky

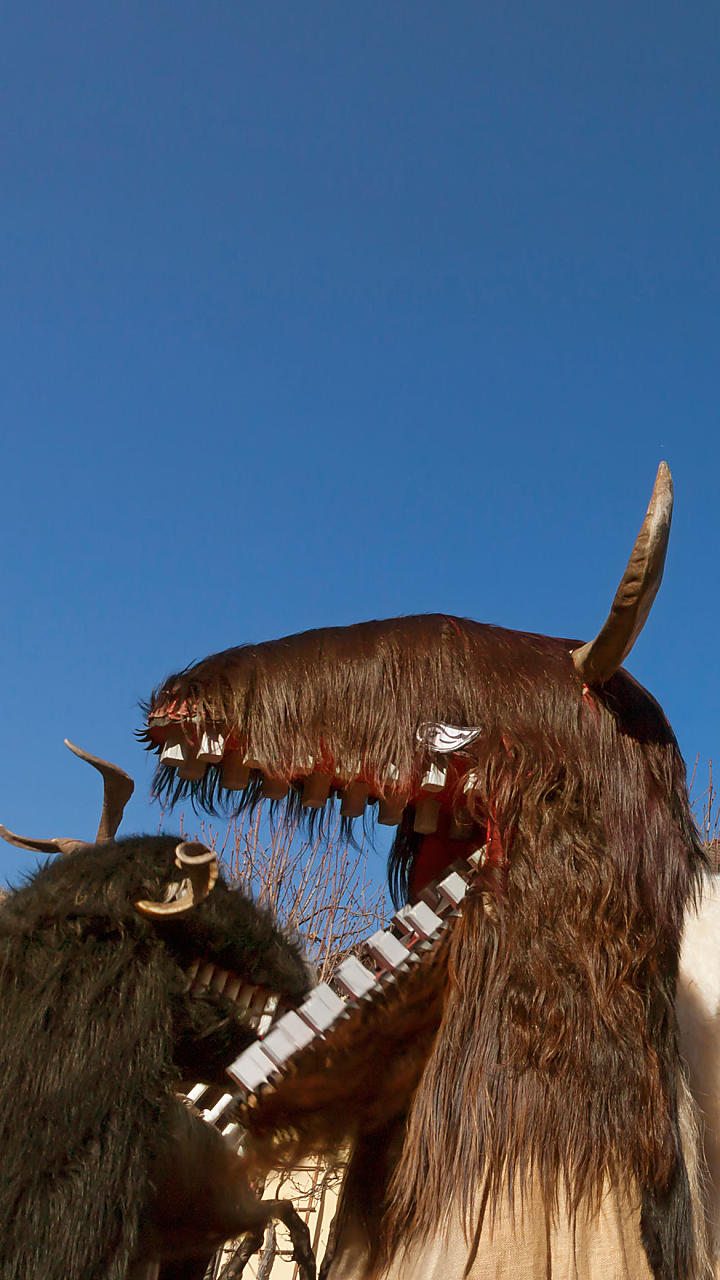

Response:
(2, 1), (718, 886)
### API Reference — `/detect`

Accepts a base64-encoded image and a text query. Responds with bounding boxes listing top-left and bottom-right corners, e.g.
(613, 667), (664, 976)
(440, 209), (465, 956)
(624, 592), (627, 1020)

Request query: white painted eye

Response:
(416, 722), (482, 752)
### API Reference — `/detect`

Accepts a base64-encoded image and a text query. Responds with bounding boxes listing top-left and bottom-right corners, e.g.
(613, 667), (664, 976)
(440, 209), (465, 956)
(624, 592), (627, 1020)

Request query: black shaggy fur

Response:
(0, 836), (311, 1280)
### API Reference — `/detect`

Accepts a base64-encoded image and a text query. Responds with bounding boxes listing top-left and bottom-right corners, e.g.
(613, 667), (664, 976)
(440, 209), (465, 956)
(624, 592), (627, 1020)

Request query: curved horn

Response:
(135, 841), (219, 918)
(174, 840), (219, 874)
(0, 741), (134, 857)
(64, 740), (134, 841)
(572, 462), (673, 686)
(0, 825), (87, 857)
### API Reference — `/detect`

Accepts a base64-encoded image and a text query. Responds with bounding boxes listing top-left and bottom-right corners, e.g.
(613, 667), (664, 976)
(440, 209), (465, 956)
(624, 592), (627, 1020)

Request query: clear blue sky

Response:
(2, 1), (718, 886)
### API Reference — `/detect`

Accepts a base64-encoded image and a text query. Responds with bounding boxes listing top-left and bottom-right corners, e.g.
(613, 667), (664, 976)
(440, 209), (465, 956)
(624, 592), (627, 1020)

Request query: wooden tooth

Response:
(302, 772), (332, 809)
(224, 975), (242, 1001)
(414, 796), (441, 834)
(421, 763), (447, 794)
(210, 967), (229, 993)
(261, 774), (289, 801)
(160, 729), (206, 779)
(250, 988), (270, 1015)
(203, 1092), (234, 1125)
(227, 1042), (276, 1094)
(340, 781), (369, 818)
(436, 870), (469, 907)
(367, 930), (412, 971)
(378, 794), (406, 826)
(394, 901), (443, 940)
(192, 962), (215, 991)
(261, 1014), (311, 1066)
(197, 731), (226, 764)
(256, 993), (278, 1037)
(186, 1083), (209, 1104)
(220, 754), (250, 791)
(160, 728), (187, 767)
(297, 983), (345, 1032)
(176, 743), (207, 781)
(378, 766), (406, 825)
(335, 956), (377, 999)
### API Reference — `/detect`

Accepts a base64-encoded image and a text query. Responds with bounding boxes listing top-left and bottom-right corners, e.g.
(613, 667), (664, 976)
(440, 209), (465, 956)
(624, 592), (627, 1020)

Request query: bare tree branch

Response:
(191, 808), (388, 982)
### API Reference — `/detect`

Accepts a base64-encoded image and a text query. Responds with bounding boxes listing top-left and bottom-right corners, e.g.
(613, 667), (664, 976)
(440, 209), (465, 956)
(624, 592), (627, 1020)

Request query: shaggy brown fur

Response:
(143, 615), (705, 1280)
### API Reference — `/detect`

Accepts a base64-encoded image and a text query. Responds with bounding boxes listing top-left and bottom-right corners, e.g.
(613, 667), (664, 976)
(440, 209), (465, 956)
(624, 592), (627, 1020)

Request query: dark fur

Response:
(0, 836), (311, 1280)
(144, 615), (705, 1278)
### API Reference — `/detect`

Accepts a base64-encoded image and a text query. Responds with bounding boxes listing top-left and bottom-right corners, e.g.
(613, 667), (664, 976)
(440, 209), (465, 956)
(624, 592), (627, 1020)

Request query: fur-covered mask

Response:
(137, 464), (709, 1280)
(0, 755), (315, 1280)
(0, 751), (310, 1087)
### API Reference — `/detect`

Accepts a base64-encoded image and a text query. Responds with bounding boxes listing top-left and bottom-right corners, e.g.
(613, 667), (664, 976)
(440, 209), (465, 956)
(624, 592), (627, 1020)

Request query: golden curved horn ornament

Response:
(134, 841), (219, 918)
(572, 462), (673, 686)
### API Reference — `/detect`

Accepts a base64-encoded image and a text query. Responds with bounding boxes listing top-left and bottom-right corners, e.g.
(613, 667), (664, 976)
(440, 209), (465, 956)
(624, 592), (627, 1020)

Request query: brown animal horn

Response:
(0, 740), (134, 857)
(63, 740), (134, 842)
(135, 841), (219, 917)
(571, 462), (673, 685)
(0, 826), (87, 857)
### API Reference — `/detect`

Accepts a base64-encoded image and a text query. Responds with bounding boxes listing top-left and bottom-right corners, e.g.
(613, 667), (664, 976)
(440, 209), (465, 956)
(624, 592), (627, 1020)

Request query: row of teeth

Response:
(184, 960), (279, 1035)
(159, 733), (477, 837)
(183, 845), (486, 1139)
(180, 966), (282, 1140)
